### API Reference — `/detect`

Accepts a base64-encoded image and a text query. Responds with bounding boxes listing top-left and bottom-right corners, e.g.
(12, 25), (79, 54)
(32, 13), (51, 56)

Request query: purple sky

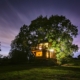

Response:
(0, 0), (80, 57)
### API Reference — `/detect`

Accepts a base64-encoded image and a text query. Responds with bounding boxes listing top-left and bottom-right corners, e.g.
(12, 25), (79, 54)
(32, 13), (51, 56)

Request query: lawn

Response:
(0, 64), (80, 80)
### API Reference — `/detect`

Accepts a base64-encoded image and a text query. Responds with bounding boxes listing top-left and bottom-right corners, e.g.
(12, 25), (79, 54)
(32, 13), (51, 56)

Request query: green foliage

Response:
(9, 15), (78, 64)
(9, 25), (34, 64)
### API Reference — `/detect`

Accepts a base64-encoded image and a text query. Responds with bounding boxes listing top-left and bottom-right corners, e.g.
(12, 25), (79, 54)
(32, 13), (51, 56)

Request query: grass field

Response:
(0, 64), (80, 80)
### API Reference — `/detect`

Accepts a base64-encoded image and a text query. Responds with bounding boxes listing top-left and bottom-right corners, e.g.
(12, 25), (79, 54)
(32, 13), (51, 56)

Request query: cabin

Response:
(31, 42), (56, 59)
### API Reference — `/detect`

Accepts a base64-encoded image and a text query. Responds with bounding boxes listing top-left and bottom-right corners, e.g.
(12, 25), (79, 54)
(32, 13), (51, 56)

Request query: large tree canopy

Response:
(9, 15), (78, 64)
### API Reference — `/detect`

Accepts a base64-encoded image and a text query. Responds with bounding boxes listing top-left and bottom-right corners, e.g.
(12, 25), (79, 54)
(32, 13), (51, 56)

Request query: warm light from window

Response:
(49, 49), (54, 52)
(46, 52), (49, 58)
(36, 52), (42, 57)
(39, 47), (42, 50)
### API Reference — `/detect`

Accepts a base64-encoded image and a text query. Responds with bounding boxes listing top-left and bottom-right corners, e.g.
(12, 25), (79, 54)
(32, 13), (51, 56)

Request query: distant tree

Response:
(0, 54), (3, 58)
(0, 54), (3, 65)
(0, 55), (10, 65)
(78, 55), (80, 59)
(0, 42), (1, 51)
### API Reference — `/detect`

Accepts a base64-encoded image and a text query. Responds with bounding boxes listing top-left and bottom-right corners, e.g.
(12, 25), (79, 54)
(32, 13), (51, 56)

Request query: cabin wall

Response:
(32, 50), (56, 59)
(31, 42), (56, 59)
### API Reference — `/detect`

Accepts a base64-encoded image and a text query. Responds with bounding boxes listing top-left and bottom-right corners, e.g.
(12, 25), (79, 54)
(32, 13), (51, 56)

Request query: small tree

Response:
(0, 54), (3, 58)
(78, 55), (80, 59)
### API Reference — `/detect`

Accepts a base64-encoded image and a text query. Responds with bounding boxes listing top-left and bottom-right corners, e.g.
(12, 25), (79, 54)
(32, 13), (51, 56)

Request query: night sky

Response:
(0, 0), (80, 57)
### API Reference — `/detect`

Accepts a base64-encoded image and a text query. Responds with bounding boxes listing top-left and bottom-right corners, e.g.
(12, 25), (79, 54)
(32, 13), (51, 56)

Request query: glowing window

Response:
(36, 52), (42, 57)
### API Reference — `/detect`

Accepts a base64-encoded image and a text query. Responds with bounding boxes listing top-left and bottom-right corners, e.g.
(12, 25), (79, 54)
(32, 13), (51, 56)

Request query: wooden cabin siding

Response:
(31, 42), (56, 59)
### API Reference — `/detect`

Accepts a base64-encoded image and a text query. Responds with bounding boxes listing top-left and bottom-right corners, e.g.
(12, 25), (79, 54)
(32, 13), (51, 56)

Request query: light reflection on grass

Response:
(0, 65), (80, 80)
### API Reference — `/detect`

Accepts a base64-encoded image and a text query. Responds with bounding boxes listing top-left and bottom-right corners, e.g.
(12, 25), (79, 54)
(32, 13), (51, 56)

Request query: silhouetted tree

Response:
(9, 25), (34, 64)
(0, 54), (3, 58)
(78, 55), (80, 59)
(0, 54), (3, 65)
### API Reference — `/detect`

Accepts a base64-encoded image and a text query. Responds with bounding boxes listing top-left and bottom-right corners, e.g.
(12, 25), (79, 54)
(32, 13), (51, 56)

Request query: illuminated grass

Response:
(0, 65), (80, 80)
